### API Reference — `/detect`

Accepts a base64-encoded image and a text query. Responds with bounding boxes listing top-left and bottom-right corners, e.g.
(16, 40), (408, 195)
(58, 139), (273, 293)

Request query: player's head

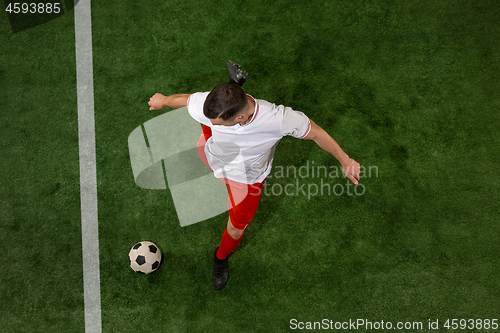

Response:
(204, 83), (248, 122)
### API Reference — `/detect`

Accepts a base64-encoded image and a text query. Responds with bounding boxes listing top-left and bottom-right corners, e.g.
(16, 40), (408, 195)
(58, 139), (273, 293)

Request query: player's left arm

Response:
(303, 120), (361, 184)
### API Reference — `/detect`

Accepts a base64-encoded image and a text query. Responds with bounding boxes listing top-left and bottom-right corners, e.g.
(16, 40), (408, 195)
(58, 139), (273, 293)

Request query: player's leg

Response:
(197, 125), (212, 169)
(213, 180), (265, 290)
(212, 217), (244, 291)
(216, 180), (263, 259)
(226, 217), (245, 239)
(215, 217), (245, 259)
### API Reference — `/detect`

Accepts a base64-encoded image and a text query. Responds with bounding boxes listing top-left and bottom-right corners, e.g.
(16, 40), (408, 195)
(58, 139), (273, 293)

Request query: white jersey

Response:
(187, 92), (311, 184)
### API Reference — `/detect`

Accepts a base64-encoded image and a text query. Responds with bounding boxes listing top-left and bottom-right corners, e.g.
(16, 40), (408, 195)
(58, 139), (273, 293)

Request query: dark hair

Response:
(203, 83), (247, 120)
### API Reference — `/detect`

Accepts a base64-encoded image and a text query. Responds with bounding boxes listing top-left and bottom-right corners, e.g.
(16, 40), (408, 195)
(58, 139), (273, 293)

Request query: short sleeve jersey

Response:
(187, 92), (311, 184)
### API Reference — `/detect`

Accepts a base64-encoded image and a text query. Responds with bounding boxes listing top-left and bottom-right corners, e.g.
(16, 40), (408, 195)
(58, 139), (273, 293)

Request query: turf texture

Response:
(1, 0), (499, 332)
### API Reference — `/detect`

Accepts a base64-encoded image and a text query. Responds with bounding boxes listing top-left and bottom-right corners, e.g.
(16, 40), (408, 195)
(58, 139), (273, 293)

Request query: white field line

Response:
(75, 1), (102, 332)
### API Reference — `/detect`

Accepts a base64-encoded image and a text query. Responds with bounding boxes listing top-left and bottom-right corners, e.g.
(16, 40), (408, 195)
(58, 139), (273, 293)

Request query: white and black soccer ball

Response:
(128, 241), (162, 274)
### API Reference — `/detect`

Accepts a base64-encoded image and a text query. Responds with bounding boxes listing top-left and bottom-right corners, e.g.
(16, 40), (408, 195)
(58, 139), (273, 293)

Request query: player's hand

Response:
(148, 93), (167, 110)
(342, 158), (361, 185)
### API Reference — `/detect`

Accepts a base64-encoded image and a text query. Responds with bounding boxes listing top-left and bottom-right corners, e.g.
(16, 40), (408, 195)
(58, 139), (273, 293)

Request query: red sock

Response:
(216, 228), (244, 260)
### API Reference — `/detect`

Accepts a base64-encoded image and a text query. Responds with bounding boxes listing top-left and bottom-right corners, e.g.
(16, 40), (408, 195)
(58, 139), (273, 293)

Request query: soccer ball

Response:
(128, 241), (162, 274)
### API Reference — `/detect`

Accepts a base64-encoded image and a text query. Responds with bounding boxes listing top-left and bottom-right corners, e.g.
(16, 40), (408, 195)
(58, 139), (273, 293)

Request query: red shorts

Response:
(197, 125), (265, 230)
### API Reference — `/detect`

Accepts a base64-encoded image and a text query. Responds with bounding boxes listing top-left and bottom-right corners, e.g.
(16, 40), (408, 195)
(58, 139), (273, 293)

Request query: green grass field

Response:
(1, 0), (499, 332)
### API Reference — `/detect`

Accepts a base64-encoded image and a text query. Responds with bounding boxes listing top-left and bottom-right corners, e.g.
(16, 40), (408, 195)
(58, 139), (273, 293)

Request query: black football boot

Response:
(213, 247), (229, 290)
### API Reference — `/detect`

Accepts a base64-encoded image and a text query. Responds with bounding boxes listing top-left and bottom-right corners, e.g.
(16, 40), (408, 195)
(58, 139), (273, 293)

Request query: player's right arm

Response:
(148, 93), (190, 110)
